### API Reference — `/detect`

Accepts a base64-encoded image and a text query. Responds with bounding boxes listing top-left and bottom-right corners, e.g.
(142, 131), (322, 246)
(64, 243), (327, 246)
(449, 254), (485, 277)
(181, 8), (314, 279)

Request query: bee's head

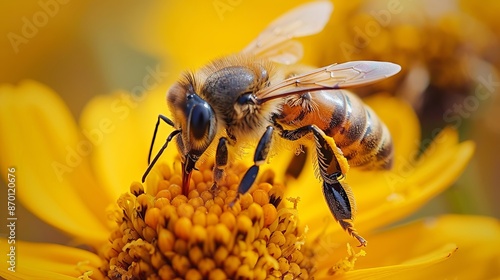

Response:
(167, 80), (217, 190)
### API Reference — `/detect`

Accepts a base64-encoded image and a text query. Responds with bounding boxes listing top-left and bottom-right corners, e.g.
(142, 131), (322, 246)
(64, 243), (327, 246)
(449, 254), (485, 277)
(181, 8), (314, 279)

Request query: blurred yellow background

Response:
(1, 0), (499, 245)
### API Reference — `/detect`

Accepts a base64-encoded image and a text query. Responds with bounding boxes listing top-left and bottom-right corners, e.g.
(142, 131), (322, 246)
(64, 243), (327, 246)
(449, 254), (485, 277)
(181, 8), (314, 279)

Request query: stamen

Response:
(328, 243), (366, 276)
(98, 161), (316, 279)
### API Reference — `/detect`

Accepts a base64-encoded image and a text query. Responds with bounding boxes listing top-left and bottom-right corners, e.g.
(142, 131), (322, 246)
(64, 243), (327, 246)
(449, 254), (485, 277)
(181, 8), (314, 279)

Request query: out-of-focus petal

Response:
(0, 81), (110, 245)
(353, 129), (475, 233)
(0, 2), (91, 82)
(131, 1), (364, 73)
(133, 1), (310, 70)
(79, 88), (177, 197)
(0, 239), (103, 280)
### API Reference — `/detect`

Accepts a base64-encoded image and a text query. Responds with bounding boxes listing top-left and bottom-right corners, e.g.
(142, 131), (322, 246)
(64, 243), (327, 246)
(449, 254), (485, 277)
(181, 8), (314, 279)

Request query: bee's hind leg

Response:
(323, 173), (367, 247)
(277, 124), (367, 246)
(232, 126), (274, 202)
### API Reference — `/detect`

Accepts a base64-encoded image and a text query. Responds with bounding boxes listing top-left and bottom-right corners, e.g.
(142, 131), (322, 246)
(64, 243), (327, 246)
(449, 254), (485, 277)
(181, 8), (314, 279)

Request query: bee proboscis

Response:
(142, 1), (401, 247)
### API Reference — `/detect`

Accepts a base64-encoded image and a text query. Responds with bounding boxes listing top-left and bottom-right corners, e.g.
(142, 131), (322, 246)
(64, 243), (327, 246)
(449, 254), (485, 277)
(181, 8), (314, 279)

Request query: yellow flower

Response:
(1, 1), (499, 279)
(2, 80), (499, 279)
(315, 0), (500, 102)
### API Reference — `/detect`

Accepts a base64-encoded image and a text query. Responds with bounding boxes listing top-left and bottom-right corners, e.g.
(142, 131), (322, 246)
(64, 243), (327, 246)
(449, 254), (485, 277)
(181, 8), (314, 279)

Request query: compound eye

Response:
(189, 103), (212, 140)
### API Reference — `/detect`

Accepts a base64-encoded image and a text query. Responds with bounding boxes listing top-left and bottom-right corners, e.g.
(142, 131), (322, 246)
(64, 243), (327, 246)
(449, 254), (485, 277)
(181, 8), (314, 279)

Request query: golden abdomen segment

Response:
(279, 90), (393, 170)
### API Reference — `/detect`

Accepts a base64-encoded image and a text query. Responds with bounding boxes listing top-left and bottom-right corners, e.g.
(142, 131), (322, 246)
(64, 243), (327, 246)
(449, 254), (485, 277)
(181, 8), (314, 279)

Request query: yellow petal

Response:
(0, 239), (102, 280)
(79, 88), (177, 197)
(331, 243), (458, 280)
(328, 215), (500, 279)
(352, 132), (475, 233)
(0, 81), (109, 245)
(399, 215), (500, 279)
(314, 215), (500, 279)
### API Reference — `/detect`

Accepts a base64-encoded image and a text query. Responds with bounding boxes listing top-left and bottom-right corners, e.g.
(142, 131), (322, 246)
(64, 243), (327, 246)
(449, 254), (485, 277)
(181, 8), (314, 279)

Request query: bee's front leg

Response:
(142, 114), (180, 183)
(277, 124), (367, 247)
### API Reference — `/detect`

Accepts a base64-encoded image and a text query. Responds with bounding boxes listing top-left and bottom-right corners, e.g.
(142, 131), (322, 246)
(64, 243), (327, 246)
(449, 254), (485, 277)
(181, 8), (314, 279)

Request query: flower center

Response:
(98, 160), (316, 279)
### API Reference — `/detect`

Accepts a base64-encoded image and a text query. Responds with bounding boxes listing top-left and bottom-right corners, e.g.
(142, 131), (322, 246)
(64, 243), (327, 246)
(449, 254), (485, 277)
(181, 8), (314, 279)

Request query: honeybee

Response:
(143, 1), (400, 246)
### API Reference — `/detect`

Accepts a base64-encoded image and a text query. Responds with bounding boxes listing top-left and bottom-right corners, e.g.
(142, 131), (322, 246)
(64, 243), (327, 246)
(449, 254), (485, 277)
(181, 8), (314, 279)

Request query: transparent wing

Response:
(242, 1), (333, 64)
(251, 40), (303, 65)
(257, 61), (402, 102)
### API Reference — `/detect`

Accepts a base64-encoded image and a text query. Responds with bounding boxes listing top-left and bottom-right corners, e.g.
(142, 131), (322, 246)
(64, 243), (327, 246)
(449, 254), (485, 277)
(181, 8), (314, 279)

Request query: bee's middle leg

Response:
(235, 126), (274, 196)
(278, 124), (367, 246)
(212, 137), (228, 190)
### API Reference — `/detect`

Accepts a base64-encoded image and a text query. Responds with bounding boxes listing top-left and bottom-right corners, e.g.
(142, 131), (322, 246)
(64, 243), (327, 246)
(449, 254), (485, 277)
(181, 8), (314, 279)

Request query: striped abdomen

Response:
(278, 90), (393, 170)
